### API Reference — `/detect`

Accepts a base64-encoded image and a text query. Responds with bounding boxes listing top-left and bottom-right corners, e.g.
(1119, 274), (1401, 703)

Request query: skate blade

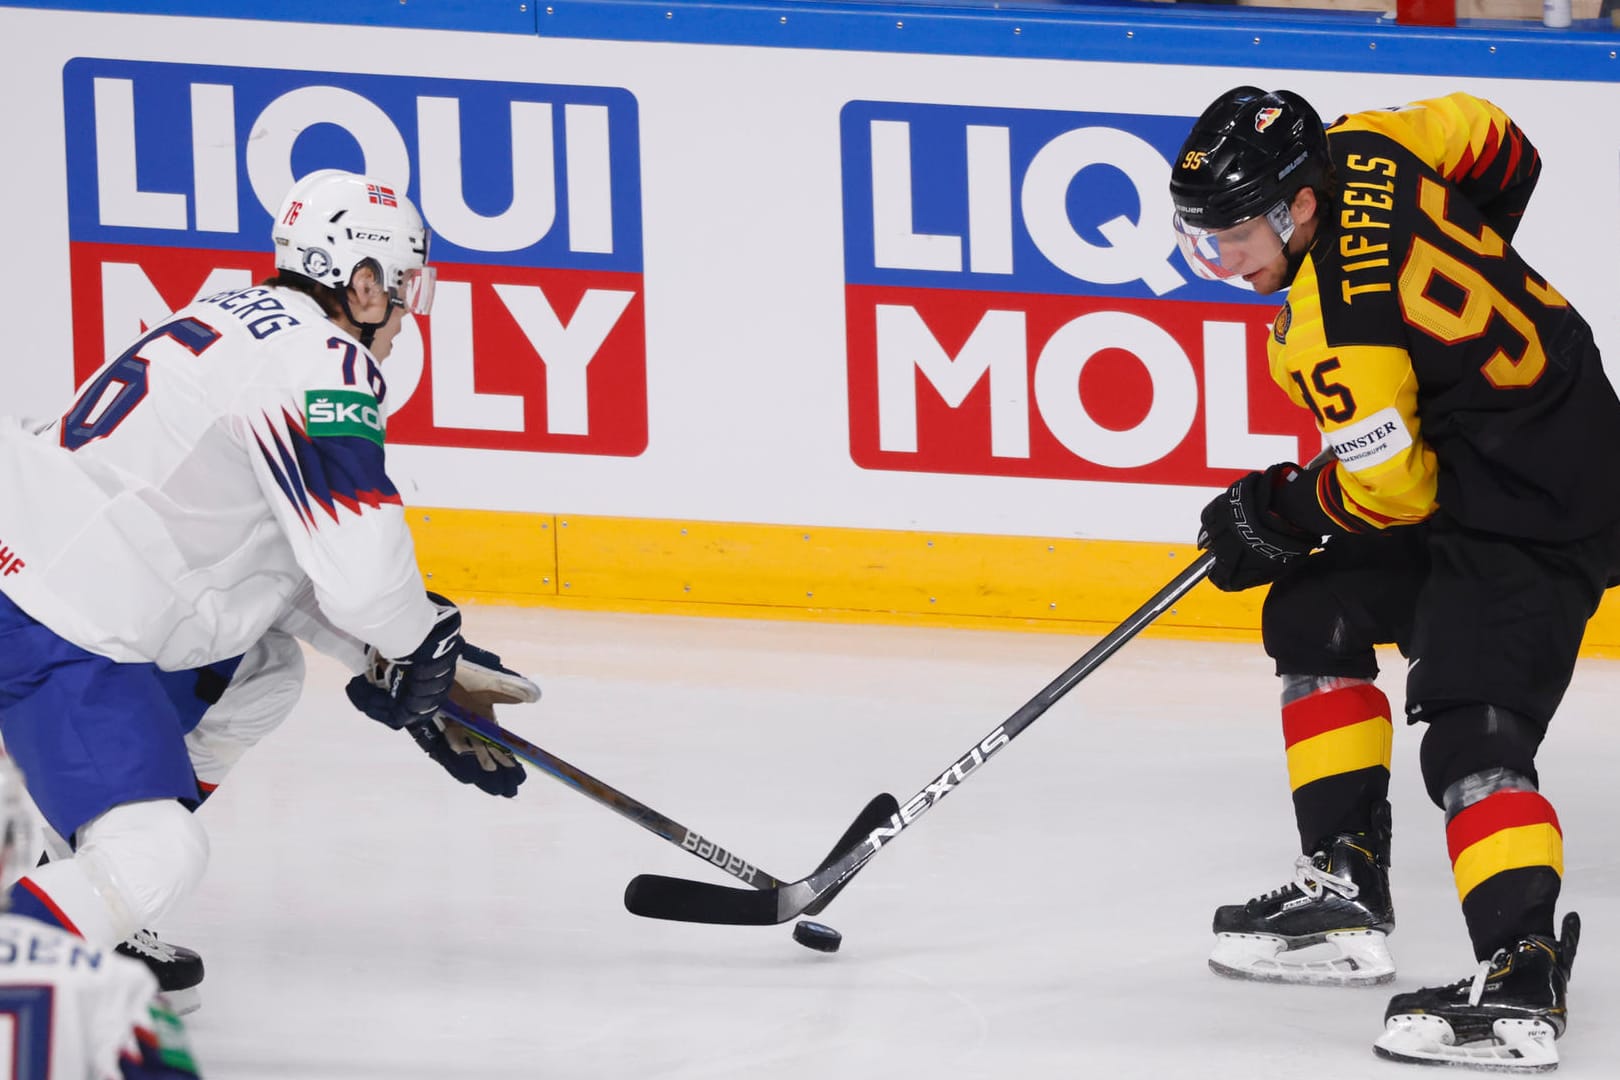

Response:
(157, 987), (201, 1016)
(1373, 1016), (1559, 1072)
(1209, 929), (1394, 987)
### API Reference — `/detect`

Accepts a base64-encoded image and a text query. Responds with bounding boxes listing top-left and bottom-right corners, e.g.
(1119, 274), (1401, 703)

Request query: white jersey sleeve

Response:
(0, 915), (197, 1080)
(0, 284), (434, 669)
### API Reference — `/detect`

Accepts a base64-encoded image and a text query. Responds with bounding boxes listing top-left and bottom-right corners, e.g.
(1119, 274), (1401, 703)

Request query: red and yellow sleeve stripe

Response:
(1331, 94), (1540, 221)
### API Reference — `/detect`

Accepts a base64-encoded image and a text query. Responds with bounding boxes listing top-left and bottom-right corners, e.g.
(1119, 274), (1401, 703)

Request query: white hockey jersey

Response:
(0, 285), (434, 670)
(0, 914), (195, 1079)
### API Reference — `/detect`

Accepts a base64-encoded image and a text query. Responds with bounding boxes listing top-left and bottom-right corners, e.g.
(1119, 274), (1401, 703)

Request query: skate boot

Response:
(1209, 827), (1395, 987)
(117, 929), (205, 1015)
(1373, 913), (1578, 1073)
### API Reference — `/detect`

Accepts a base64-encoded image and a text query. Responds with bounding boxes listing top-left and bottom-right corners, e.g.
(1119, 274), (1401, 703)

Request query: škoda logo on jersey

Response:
(839, 101), (1318, 488)
(306, 390), (385, 445)
(62, 59), (647, 457)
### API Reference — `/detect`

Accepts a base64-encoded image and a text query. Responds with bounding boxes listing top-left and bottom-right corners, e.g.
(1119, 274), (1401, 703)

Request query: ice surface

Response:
(178, 607), (1620, 1079)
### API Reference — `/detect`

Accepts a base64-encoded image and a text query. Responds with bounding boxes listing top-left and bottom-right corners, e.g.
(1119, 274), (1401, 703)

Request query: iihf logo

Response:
(302, 247), (332, 277)
(1254, 107), (1282, 133)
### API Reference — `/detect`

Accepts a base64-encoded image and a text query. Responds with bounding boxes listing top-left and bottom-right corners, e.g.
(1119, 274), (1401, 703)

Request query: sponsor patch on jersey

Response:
(1328, 406), (1409, 471)
(1273, 302), (1292, 344)
(306, 389), (385, 445)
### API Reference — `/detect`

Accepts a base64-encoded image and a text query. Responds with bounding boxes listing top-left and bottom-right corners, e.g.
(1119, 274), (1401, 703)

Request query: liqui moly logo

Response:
(840, 101), (1317, 485)
(63, 59), (646, 455)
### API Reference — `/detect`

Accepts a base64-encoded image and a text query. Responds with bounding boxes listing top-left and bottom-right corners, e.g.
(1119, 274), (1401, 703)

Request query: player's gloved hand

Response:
(449, 641), (541, 709)
(1197, 463), (1320, 592)
(414, 642), (536, 795)
(407, 705), (526, 798)
(344, 592), (463, 730)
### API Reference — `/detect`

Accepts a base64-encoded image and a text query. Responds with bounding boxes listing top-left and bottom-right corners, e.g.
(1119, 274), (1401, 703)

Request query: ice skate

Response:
(1373, 913), (1578, 1072)
(1209, 827), (1394, 987)
(117, 929), (204, 1015)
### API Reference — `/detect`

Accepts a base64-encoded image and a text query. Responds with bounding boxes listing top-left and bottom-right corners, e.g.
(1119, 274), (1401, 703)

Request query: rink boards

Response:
(4, 2), (1620, 647)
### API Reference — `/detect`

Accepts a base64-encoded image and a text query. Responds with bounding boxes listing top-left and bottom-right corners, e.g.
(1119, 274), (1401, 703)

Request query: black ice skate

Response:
(1373, 913), (1579, 1073)
(1208, 828), (1395, 987)
(117, 929), (205, 1015)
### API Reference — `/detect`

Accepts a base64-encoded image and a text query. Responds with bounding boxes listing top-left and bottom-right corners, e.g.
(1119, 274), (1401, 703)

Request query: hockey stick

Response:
(623, 453), (1334, 925)
(620, 555), (1215, 923)
(439, 699), (899, 896)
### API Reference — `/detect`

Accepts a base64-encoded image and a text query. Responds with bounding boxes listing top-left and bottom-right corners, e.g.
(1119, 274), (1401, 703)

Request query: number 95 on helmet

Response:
(1169, 87), (1330, 282)
(271, 169), (436, 316)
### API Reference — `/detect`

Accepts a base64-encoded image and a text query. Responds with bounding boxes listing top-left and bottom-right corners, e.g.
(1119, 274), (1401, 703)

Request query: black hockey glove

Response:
(1197, 463), (1320, 592)
(344, 592), (463, 730)
(407, 706), (526, 798)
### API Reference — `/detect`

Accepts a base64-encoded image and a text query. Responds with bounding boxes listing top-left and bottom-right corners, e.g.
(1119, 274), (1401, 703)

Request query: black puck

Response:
(791, 919), (843, 953)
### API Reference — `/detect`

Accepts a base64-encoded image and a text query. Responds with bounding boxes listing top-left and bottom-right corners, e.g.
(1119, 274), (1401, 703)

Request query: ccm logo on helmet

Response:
(63, 59), (649, 458)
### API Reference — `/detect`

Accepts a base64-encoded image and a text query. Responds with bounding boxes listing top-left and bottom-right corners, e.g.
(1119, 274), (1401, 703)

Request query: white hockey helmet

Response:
(271, 169), (435, 316)
(0, 756), (32, 900)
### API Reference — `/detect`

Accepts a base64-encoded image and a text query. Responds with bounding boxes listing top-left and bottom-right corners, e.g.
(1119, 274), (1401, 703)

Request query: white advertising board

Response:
(3, 6), (1616, 546)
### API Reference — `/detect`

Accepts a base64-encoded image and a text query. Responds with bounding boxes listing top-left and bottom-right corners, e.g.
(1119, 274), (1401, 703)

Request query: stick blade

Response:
(802, 792), (898, 916)
(623, 874), (786, 925)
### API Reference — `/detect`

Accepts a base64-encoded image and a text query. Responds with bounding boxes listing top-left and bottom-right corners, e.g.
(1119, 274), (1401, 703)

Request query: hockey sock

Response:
(1446, 783), (1562, 960)
(1281, 676), (1393, 851)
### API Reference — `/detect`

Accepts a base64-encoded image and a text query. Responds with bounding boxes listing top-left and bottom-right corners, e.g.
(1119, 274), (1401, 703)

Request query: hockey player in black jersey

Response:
(1169, 88), (1620, 1070)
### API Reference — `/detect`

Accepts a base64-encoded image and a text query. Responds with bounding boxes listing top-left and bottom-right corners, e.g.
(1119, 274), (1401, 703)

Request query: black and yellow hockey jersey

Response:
(1270, 93), (1620, 543)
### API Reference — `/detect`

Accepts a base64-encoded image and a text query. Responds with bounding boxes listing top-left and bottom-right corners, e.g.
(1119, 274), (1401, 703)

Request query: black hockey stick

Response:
(621, 453), (1334, 925)
(440, 699), (899, 896)
(620, 551), (1217, 923)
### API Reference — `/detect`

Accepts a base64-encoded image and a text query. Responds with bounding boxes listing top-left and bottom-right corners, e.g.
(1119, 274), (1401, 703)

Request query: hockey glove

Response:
(344, 592), (464, 730)
(1198, 463), (1320, 592)
(407, 704), (526, 798)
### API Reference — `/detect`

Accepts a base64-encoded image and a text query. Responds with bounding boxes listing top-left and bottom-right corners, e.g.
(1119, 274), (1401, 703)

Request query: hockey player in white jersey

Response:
(29, 591), (535, 1014)
(0, 753), (201, 1080)
(0, 170), (473, 964)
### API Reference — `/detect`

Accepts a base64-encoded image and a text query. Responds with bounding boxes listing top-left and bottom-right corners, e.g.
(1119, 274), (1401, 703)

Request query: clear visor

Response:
(1173, 200), (1296, 282)
(393, 266), (437, 316)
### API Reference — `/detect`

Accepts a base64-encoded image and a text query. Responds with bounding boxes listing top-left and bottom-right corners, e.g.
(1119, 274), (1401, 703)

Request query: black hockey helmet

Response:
(1169, 87), (1330, 233)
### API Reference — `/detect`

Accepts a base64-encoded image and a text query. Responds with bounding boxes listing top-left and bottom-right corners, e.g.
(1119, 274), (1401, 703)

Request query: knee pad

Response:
(76, 799), (210, 937)
(1262, 576), (1379, 680)
(1417, 704), (1544, 809)
(186, 629), (305, 787)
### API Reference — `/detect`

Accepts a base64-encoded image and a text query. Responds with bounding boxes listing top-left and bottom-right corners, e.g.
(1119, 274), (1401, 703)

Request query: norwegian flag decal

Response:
(366, 184), (398, 207)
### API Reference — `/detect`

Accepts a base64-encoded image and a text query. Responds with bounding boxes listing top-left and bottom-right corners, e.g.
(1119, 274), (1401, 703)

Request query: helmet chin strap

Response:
(337, 290), (386, 349)
(1279, 221), (1323, 289)
(1276, 191), (1324, 289)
